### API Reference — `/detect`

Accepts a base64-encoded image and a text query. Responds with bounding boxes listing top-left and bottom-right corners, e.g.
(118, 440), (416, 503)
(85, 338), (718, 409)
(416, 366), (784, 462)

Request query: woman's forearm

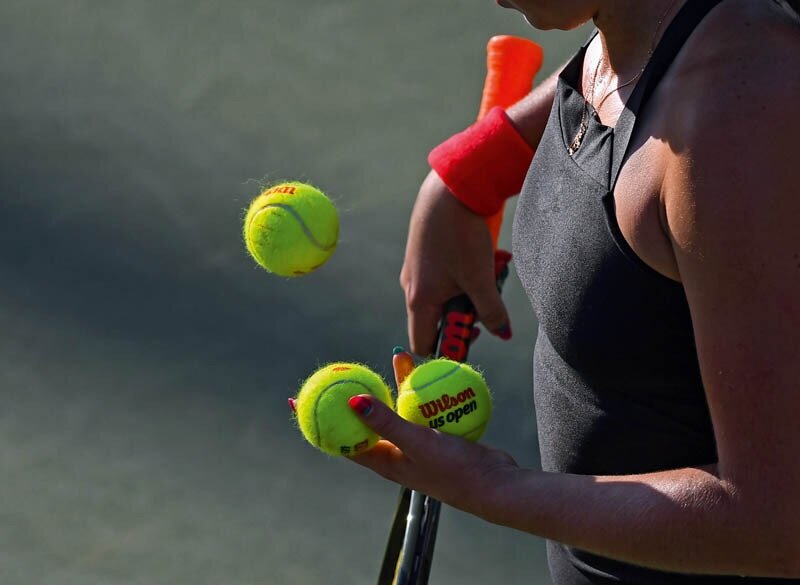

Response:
(487, 465), (800, 578)
(348, 395), (800, 577)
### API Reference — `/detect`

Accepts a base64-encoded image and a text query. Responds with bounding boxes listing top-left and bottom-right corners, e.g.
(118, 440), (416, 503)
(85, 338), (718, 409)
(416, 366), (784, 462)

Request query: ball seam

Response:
(407, 362), (464, 392)
(252, 204), (336, 251)
(311, 379), (377, 448)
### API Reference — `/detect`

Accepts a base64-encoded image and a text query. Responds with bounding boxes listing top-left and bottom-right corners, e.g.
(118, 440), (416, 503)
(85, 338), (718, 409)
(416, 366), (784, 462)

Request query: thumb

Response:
(348, 395), (429, 457)
(462, 278), (512, 340)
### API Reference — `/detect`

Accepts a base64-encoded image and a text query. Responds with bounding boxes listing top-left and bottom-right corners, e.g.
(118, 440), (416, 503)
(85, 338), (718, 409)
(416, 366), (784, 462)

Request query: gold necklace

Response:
(568, 56), (602, 156)
(568, 0), (680, 156)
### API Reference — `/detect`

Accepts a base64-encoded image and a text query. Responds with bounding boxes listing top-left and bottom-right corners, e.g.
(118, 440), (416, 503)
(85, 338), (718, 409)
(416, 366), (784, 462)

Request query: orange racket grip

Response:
(477, 36), (543, 248)
(478, 36), (544, 119)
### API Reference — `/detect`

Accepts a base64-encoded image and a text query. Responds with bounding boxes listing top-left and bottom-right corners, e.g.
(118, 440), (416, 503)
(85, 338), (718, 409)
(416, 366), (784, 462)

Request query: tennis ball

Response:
(397, 359), (491, 442)
(243, 181), (338, 277)
(294, 363), (394, 456)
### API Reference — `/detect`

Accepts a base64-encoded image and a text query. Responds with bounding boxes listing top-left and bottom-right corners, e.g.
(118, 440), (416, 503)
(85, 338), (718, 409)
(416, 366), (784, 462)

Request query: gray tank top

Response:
(512, 1), (800, 582)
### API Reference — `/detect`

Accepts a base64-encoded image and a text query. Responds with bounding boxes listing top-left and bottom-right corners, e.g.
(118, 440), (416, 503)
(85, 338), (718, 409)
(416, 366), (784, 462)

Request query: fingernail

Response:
(348, 395), (373, 416)
(288, 398), (297, 412)
(392, 346), (405, 355)
(494, 323), (512, 340)
(394, 351), (415, 388)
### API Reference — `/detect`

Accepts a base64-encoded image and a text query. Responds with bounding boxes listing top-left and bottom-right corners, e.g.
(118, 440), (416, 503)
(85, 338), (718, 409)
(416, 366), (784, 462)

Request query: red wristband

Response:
(428, 107), (534, 217)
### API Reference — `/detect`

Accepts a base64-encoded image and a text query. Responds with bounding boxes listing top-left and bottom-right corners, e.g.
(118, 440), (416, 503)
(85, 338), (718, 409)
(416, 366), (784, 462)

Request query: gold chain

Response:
(568, 56), (602, 156)
(568, 0), (680, 156)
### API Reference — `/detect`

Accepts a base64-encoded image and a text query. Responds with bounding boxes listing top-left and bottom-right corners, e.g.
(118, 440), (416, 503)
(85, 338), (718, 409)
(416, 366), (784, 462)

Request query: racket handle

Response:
(436, 250), (512, 361)
(437, 37), (541, 359)
(481, 36), (543, 248)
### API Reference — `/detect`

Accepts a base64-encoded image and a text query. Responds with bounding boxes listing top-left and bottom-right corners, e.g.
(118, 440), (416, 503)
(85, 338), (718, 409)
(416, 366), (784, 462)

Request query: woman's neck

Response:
(593, 0), (685, 78)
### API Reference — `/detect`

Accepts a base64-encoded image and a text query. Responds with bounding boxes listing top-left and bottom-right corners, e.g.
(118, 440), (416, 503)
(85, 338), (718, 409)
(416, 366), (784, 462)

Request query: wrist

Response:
(428, 107), (535, 216)
(468, 462), (533, 527)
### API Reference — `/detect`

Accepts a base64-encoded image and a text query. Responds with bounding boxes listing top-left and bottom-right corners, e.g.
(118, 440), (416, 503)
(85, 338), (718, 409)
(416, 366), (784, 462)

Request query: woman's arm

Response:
(401, 70), (560, 355)
(505, 68), (559, 147)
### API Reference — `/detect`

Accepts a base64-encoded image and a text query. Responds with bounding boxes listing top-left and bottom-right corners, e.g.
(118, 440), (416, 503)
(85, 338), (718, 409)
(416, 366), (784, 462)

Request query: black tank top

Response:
(512, 1), (799, 583)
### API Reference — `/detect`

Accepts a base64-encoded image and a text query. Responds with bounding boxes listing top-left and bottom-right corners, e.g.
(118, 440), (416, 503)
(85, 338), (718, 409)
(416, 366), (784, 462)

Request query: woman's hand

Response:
(400, 170), (511, 356)
(346, 348), (519, 520)
(348, 394), (519, 520)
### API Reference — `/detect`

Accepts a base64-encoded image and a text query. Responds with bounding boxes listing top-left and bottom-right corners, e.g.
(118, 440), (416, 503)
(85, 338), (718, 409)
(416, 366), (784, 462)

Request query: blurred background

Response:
(0, 2), (588, 584)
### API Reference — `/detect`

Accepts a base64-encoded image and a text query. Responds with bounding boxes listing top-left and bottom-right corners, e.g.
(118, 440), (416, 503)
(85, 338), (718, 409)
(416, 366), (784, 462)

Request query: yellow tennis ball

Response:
(294, 363), (394, 456)
(243, 181), (339, 277)
(397, 359), (491, 442)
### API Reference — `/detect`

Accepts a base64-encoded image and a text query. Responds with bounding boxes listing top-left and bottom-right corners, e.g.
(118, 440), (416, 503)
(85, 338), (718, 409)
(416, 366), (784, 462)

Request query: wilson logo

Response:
(439, 310), (475, 361)
(264, 185), (297, 196)
(417, 387), (476, 419)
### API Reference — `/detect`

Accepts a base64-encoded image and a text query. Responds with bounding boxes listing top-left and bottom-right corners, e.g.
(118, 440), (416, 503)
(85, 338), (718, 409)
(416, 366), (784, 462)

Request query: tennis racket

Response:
(377, 35), (543, 585)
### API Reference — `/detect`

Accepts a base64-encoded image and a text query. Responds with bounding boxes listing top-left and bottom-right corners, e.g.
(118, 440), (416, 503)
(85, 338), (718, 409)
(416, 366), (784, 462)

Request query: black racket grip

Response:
(435, 250), (512, 361)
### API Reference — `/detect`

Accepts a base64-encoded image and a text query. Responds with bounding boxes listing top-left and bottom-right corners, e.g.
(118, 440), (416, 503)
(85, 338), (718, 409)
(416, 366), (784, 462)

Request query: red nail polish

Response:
(348, 395), (373, 416)
(288, 398), (297, 412)
(496, 324), (512, 340)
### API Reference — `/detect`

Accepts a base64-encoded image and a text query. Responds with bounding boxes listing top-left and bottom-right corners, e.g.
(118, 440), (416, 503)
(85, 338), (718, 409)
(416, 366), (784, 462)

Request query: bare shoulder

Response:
(658, 0), (800, 248)
(661, 0), (800, 143)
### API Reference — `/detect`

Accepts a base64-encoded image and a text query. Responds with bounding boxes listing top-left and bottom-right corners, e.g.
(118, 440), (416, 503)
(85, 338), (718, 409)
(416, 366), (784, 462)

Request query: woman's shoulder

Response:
(657, 0), (799, 149)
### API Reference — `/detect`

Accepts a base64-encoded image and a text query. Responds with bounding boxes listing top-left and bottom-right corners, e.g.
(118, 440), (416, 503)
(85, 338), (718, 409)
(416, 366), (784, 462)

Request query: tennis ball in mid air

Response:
(294, 363), (394, 456)
(397, 359), (491, 442)
(243, 181), (338, 277)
